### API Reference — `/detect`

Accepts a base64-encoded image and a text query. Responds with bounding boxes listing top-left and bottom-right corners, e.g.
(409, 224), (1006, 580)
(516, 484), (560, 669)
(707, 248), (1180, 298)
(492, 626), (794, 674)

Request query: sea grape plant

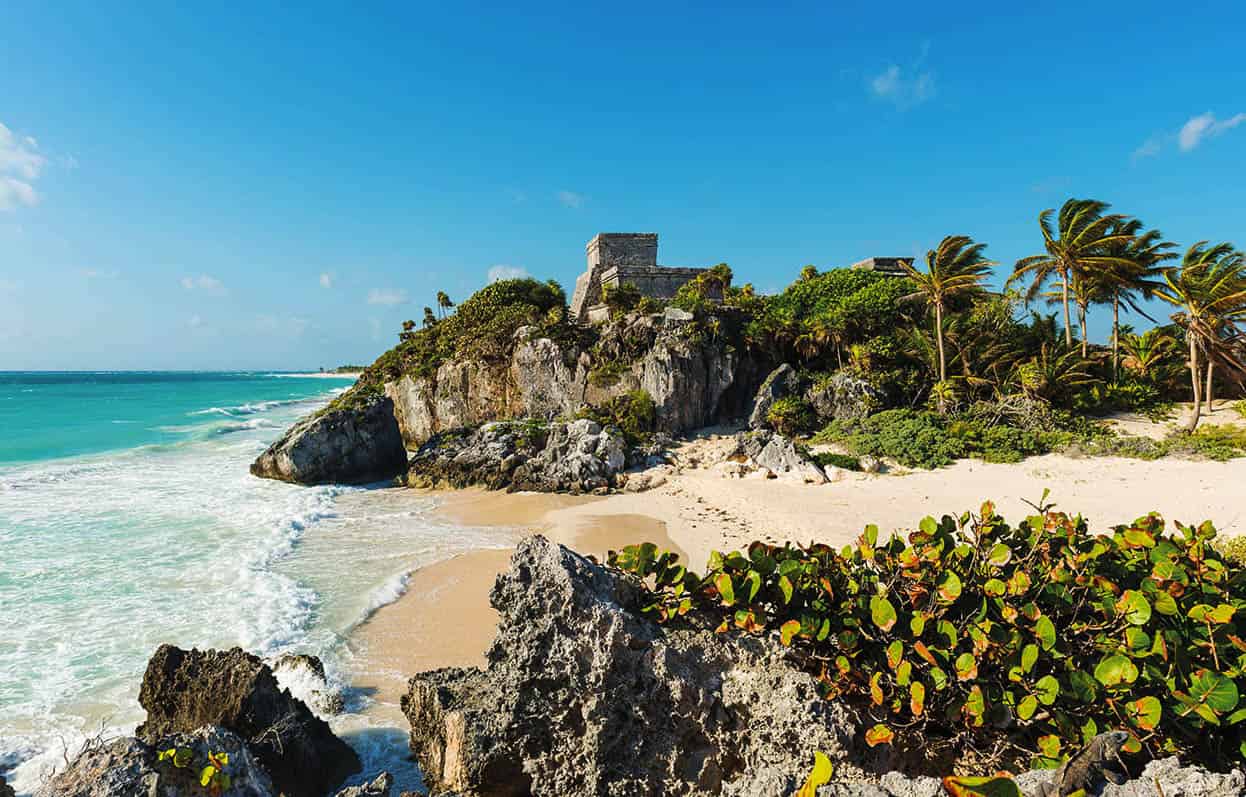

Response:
(608, 500), (1246, 771)
(156, 746), (232, 795)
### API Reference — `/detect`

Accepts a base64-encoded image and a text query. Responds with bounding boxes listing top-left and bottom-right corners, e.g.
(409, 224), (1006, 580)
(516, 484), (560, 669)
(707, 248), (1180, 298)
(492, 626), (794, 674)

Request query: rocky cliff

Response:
(385, 310), (764, 449)
(250, 395), (407, 485)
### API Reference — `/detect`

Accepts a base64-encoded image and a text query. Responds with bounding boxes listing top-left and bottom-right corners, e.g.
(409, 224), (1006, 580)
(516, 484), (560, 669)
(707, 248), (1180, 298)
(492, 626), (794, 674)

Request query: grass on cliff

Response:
(610, 500), (1246, 776)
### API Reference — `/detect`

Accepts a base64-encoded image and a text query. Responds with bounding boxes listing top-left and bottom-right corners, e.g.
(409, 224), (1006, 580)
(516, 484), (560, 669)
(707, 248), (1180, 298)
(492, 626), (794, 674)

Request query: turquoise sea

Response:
(0, 372), (510, 794)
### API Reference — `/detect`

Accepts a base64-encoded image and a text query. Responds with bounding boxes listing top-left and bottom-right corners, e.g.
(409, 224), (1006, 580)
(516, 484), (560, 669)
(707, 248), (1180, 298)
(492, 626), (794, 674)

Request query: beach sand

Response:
(347, 489), (683, 722)
(347, 426), (1246, 726)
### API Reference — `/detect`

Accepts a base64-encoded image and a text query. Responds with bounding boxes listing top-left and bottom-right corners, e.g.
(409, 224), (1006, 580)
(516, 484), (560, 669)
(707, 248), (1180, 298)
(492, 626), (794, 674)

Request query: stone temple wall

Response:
(570, 233), (711, 321)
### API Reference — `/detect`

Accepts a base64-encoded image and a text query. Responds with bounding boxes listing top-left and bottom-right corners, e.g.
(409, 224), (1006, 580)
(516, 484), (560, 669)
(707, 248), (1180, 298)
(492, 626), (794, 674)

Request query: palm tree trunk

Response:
(1111, 294), (1120, 383)
(1187, 335), (1202, 433)
(934, 303), (947, 383)
(1078, 301), (1089, 358)
(1205, 362), (1215, 415)
(1061, 272), (1073, 348)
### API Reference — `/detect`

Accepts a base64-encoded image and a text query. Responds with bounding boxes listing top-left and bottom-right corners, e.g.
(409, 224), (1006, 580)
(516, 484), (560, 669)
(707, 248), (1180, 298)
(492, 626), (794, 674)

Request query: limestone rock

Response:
(334, 772), (395, 797)
(137, 645), (360, 797)
(271, 652), (345, 716)
(250, 395), (407, 485)
(748, 363), (802, 430)
(406, 419), (628, 494)
(0, 775), (13, 797)
(401, 536), (858, 796)
(733, 430), (827, 484)
(34, 727), (275, 797)
(1014, 755), (1246, 797)
(806, 372), (882, 423)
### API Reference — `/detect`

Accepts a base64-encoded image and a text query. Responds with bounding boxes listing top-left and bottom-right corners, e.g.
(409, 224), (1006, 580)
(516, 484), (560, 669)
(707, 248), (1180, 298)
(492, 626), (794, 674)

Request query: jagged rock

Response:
(1, 775), (13, 797)
(271, 652), (345, 716)
(385, 316), (765, 448)
(859, 455), (884, 474)
(334, 772), (395, 797)
(137, 645), (360, 797)
(748, 363), (802, 430)
(407, 419), (627, 494)
(663, 306), (694, 322)
(34, 727), (275, 797)
(401, 536), (858, 796)
(806, 372), (882, 423)
(733, 430), (827, 484)
(250, 395), (407, 485)
(816, 771), (943, 796)
(1014, 755), (1246, 796)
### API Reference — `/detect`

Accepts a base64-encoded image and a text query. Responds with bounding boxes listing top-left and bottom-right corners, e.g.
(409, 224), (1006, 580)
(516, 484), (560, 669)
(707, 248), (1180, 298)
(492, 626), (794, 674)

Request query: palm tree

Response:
(1151, 241), (1246, 431)
(1090, 220), (1175, 378)
(1013, 342), (1098, 405)
(899, 235), (995, 384)
(1009, 199), (1133, 352)
(1119, 328), (1180, 382)
(436, 291), (455, 319)
(422, 306), (437, 328)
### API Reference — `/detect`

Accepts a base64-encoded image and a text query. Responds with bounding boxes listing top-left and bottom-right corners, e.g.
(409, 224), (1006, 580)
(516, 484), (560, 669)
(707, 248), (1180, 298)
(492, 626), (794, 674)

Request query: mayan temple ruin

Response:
(569, 233), (717, 322)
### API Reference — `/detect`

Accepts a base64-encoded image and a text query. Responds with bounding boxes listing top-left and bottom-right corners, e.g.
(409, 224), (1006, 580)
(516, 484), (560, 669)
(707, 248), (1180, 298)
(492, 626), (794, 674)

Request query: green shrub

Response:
(1215, 536), (1246, 565)
(611, 503), (1246, 772)
(814, 409), (967, 469)
(602, 282), (644, 318)
(767, 396), (817, 438)
(1074, 381), (1174, 422)
(1168, 425), (1246, 462)
(1234, 401), (1246, 421)
(809, 451), (861, 471)
(588, 361), (628, 388)
(577, 390), (657, 446)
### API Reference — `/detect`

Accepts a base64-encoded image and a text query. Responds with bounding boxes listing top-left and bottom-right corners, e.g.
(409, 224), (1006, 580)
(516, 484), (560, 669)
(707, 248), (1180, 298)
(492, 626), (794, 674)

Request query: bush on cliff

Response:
(329, 278), (578, 410)
(577, 389), (657, 445)
(610, 502), (1246, 773)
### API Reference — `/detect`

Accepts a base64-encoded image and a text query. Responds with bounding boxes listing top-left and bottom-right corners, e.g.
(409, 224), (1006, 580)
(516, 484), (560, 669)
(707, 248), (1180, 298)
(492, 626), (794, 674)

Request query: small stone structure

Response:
(570, 233), (716, 322)
(850, 256), (913, 277)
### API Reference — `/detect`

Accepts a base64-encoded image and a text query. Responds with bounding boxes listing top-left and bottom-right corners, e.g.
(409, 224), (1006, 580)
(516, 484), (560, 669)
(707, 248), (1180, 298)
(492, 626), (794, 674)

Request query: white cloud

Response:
(1179, 111), (1246, 151)
(1133, 111), (1246, 160)
(79, 268), (119, 279)
(0, 177), (39, 210)
(367, 287), (409, 306)
(557, 190), (585, 209)
(487, 264), (529, 282)
(319, 272), (333, 288)
(869, 64), (936, 109)
(180, 274), (226, 294)
(187, 314), (203, 328)
(0, 122), (46, 212)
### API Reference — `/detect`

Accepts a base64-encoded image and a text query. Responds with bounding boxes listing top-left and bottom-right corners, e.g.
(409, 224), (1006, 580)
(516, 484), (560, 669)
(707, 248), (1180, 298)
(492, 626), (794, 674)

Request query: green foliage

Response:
(156, 747), (232, 796)
(808, 451), (862, 471)
(578, 390), (657, 445)
(1214, 536), (1246, 565)
(671, 263), (733, 315)
(1167, 425), (1246, 462)
(1074, 380), (1174, 422)
(602, 282), (644, 319)
(588, 360), (627, 388)
(611, 503), (1246, 771)
(766, 396), (817, 438)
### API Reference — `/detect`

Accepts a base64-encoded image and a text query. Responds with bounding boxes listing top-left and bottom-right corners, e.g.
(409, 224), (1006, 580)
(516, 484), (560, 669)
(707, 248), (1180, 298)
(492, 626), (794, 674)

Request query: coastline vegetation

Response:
(610, 499), (1246, 773)
(331, 195), (1246, 467)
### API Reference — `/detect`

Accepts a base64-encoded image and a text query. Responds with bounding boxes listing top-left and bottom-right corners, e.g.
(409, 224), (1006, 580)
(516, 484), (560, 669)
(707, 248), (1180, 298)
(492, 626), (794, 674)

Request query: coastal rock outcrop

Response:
(250, 395), (408, 485)
(406, 418), (627, 494)
(137, 644), (360, 797)
(747, 363), (801, 430)
(34, 727), (276, 797)
(805, 372), (882, 423)
(732, 430), (827, 484)
(400, 535), (858, 796)
(333, 772), (395, 797)
(385, 313), (763, 449)
(271, 652), (346, 716)
(0, 775), (13, 797)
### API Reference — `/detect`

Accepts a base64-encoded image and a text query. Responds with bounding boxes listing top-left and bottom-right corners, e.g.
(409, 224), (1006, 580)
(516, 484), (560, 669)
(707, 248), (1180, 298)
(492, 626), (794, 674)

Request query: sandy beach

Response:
(347, 423), (1246, 730)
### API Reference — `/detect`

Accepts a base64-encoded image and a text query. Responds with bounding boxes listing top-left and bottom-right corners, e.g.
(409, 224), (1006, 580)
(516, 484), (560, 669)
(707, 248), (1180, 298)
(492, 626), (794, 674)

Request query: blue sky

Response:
(1, 1), (1243, 370)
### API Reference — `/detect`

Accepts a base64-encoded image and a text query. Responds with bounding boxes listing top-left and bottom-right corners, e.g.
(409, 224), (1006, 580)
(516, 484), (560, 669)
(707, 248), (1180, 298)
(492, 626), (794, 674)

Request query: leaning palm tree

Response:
(1009, 199), (1134, 351)
(436, 291), (455, 319)
(1151, 241), (1246, 431)
(1089, 219), (1175, 378)
(899, 235), (996, 384)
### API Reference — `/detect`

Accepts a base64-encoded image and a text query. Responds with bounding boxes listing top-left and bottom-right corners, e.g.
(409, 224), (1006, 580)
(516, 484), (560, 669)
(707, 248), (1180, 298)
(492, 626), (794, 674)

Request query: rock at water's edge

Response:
(334, 772), (395, 797)
(34, 727), (275, 797)
(401, 535), (858, 796)
(250, 395), (407, 485)
(137, 645), (360, 797)
(0, 775), (14, 797)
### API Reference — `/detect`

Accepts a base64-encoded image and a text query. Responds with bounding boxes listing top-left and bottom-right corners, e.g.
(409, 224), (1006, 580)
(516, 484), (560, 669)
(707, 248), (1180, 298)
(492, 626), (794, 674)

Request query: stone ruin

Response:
(569, 233), (719, 323)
